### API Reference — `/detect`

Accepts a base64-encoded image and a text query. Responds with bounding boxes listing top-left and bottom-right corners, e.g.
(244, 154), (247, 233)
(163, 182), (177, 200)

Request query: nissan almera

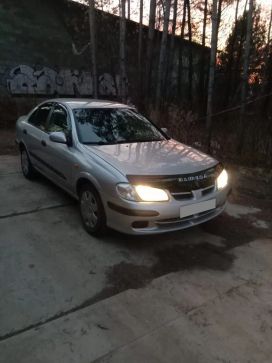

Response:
(16, 99), (231, 235)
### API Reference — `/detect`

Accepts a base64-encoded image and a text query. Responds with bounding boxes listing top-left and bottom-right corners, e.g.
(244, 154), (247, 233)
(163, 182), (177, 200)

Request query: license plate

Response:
(180, 199), (216, 219)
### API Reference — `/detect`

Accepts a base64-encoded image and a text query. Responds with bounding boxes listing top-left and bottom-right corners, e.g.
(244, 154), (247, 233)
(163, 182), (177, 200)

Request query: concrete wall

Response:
(0, 0), (208, 125)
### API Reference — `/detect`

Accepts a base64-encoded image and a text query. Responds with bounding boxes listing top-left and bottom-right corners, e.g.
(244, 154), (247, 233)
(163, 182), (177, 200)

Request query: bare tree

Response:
(155, 0), (172, 120)
(267, 4), (272, 44)
(199, 0), (209, 103)
(120, 0), (127, 102)
(237, 0), (254, 152)
(186, 0), (193, 105)
(239, 0), (254, 119)
(127, 0), (131, 20)
(224, 0), (240, 104)
(181, 0), (187, 38)
(206, 0), (219, 131)
(177, 0), (187, 98)
(166, 0), (178, 100)
(138, 0), (144, 99)
(216, 0), (223, 39)
(88, 0), (98, 98)
(262, 2), (272, 98)
(234, 0), (240, 23)
(201, 0), (209, 48)
(170, 0), (178, 49)
(263, 4), (272, 84)
(144, 0), (157, 101)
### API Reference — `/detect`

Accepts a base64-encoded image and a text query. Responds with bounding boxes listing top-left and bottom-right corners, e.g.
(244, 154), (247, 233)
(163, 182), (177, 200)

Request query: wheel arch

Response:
(76, 176), (100, 197)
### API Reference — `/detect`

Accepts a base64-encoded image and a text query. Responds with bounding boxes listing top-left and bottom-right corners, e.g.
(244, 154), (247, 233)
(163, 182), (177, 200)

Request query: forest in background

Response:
(0, 0), (271, 166)
(84, 0), (272, 166)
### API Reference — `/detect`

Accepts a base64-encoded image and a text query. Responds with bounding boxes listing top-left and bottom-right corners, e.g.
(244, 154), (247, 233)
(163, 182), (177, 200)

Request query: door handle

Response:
(23, 129), (27, 135)
(41, 140), (47, 147)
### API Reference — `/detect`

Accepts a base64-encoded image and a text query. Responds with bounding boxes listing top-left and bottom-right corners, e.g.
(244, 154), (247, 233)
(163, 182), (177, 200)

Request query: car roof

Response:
(46, 98), (133, 110)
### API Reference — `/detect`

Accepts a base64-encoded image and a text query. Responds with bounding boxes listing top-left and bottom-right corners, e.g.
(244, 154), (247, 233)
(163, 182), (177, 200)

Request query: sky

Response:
(73, 0), (272, 48)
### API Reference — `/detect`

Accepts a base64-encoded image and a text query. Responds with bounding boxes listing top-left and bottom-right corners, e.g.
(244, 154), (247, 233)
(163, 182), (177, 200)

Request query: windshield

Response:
(73, 108), (166, 145)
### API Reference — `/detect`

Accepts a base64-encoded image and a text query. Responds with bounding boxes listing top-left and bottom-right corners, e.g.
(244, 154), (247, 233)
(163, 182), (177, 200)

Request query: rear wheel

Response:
(79, 184), (107, 236)
(21, 148), (36, 179)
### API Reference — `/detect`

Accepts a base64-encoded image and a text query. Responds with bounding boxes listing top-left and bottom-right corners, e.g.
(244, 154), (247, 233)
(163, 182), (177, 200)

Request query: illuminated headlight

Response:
(116, 183), (169, 202)
(216, 169), (228, 190)
(134, 185), (169, 202)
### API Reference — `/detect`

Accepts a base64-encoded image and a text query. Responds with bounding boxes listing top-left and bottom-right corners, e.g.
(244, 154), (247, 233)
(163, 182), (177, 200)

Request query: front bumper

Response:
(105, 185), (231, 235)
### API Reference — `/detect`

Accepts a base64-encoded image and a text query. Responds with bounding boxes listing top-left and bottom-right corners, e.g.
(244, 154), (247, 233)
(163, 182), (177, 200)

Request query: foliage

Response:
(219, 6), (267, 101)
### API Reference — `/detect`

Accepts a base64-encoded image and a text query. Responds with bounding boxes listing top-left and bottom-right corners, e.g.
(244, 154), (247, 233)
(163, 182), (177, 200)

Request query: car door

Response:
(24, 103), (53, 172)
(41, 103), (74, 190)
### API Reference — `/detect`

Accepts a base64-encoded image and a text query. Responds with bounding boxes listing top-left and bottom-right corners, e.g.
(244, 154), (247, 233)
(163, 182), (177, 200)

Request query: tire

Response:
(20, 148), (36, 180)
(79, 183), (107, 236)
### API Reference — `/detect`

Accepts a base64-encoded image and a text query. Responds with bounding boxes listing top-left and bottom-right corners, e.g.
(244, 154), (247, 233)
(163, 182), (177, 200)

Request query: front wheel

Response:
(21, 148), (36, 179)
(79, 184), (107, 236)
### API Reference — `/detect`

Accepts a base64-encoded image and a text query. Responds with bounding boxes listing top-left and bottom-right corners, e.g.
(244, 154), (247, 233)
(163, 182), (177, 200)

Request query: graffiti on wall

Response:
(6, 65), (120, 96)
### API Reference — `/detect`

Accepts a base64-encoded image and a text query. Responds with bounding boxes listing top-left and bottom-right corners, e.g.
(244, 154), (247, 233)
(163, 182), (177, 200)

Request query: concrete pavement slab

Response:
(0, 200), (224, 336)
(1, 239), (272, 363)
(1, 155), (272, 363)
(0, 164), (72, 218)
(0, 155), (20, 175)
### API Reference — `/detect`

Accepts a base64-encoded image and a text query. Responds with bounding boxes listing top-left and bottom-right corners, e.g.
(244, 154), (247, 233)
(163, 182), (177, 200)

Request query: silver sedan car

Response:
(16, 98), (231, 235)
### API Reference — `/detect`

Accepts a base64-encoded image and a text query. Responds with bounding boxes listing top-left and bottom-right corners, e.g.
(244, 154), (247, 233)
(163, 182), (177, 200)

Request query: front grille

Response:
(202, 185), (215, 196)
(127, 164), (222, 199)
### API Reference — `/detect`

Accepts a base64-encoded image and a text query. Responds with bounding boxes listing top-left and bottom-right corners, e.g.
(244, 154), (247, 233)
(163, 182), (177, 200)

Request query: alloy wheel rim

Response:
(21, 150), (29, 175)
(81, 191), (98, 228)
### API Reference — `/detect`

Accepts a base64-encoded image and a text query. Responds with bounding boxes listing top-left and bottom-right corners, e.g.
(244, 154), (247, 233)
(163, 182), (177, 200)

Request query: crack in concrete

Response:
(0, 276), (257, 346)
(0, 292), (104, 342)
(0, 203), (73, 220)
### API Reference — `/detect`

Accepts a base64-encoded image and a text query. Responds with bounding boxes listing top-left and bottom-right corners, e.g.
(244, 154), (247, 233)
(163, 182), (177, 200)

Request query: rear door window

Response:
(28, 103), (52, 131)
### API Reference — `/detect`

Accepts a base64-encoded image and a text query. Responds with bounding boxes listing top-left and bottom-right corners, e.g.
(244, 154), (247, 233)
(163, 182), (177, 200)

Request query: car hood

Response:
(85, 139), (218, 176)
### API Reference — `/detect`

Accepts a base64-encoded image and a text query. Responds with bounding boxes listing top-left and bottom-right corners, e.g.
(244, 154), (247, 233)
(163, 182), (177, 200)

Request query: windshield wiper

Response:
(127, 138), (164, 143)
(83, 138), (164, 145)
(83, 141), (109, 145)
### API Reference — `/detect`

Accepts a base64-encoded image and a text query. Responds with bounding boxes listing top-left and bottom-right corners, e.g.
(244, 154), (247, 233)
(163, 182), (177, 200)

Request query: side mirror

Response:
(161, 127), (168, 135)
(49, 131), (67, 144)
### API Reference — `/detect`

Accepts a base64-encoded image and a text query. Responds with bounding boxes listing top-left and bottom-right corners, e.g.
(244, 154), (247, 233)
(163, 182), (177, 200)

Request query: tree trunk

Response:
(186, 0), (193, 106)
(88, 0), (98, 98)
(267, 5), (272, 44)
(261, 3), (272, 112)
(181, 0), (187, 38)
(165, 0), (178, 101)
(155, 0), (171, 121)
(127, 0), (130, 20)
(237, 0), (254, 152)
(240, 0), (254, 118)
(206, 0), (218, 133)
(170, 0), (178, 50)
(198, 0), (208, 107)
(201, 0), (208, 48)
(216, 0), (223, 40)
(120, 0), (127, 102)
(177, 0), (187, 99)
(138, 0), (144, 104)
(234, 0), (240, 23)
(144, 0), (157, 103)
(243, 0), (248, 14)
(224, 0), (240, 105)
